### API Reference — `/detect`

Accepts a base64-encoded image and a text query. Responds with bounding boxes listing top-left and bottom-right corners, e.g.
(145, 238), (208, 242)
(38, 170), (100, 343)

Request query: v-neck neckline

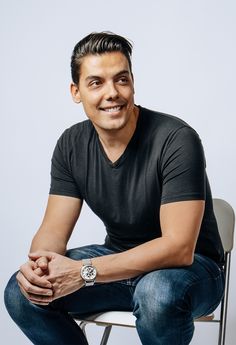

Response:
(96, 106), (142, 168)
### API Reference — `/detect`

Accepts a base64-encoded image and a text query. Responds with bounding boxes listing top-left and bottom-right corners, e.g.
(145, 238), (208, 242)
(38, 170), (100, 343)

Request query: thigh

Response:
(187, 254), (225, 317)
(54, 281), (134, 317)
(133, 254), (224, 318)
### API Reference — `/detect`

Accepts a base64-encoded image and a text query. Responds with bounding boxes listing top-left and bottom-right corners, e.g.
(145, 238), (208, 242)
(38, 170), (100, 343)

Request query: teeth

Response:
(104, 106), (121, 112)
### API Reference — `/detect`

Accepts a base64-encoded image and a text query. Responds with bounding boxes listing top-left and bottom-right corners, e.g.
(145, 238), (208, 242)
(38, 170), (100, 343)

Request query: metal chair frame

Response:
(75, 199), (235, 345)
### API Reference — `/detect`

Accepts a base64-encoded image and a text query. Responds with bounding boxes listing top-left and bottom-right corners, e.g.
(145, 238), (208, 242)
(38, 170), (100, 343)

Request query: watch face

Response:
(81, 265), (97, 281)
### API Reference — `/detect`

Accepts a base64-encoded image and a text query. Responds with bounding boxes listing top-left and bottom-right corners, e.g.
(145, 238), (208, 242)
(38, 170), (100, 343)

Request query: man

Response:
(5, 32), (224, 345)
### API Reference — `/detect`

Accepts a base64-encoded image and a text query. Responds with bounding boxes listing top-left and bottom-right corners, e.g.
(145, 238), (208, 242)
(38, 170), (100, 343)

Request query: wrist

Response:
(80, 258), (97, 287)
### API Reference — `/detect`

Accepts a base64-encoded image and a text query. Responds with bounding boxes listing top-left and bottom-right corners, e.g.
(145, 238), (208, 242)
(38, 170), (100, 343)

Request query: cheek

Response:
(82, 96), (100, 111)
(125, 90), (135, 104)
(86, 93), (103, 107)
(115, 89), (132, 104)
(81, 99), (101, 119)
(124, 86), (135, 98)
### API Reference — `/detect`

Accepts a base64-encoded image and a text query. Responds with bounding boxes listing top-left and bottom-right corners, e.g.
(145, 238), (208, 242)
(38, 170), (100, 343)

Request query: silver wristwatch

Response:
(80, 258), (97, 286)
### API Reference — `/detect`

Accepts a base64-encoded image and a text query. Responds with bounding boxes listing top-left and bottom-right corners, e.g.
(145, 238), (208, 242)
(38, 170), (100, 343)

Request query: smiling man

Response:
(5, 32), (225, 345)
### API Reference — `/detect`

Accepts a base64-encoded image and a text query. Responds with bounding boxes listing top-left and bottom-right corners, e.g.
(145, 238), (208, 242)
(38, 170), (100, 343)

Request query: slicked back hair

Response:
(71, 32), (133, 84)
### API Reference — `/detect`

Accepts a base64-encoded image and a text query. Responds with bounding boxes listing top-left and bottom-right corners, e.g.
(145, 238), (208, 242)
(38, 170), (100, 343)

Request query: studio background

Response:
(1, 1), (235, 344)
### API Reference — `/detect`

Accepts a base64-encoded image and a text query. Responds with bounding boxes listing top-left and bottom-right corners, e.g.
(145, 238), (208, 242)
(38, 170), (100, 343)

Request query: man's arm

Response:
(92, 200), (205, 281)
(16, 195), (82, 305)
(30, 195), (82, 254)
(28, 199), (205, 304)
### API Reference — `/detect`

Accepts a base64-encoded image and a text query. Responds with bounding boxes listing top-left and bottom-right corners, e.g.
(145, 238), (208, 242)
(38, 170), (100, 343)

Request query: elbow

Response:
(175, 246), (195, 267)
(180, 253), (194, 266)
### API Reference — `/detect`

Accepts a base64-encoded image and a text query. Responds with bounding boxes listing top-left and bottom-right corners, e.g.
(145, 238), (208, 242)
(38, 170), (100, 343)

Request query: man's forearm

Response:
(89, 201), (202, 284)
(29, 194), (82, 256)
(30, 227), (67, 255)
(91, 236), (193, 284)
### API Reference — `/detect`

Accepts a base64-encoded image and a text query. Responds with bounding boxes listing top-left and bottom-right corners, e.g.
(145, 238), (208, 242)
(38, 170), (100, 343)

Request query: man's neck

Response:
(95, 106), (139, 163)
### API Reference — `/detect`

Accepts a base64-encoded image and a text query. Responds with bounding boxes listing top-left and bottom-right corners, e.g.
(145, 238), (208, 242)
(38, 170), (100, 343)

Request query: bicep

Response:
(37, 195), (82, 244)
(161, 127), (206, 204)
(160, 200), (205, 252)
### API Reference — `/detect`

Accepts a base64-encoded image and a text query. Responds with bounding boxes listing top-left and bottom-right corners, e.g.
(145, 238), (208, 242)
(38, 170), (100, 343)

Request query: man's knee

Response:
(4, 272), (30, 322)
(132, 270), (194, 344)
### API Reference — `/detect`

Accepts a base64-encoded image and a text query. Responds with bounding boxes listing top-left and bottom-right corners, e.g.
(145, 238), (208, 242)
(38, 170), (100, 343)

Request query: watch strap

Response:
(81, 258), (96, 287)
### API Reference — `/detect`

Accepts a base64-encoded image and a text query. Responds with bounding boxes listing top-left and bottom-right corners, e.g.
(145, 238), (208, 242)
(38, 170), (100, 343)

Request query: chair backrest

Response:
(213, 198), (235, 252)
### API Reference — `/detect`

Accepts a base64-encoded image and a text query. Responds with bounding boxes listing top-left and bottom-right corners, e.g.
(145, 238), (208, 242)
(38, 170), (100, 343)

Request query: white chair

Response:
(75, 198), (235, 345)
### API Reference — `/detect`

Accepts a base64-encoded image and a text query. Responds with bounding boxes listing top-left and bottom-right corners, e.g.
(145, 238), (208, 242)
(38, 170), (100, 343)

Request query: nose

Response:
(104, 81), (119, 100)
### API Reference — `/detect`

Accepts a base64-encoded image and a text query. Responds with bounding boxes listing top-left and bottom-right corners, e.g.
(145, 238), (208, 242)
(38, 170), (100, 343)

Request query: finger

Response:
(19, 264), (52, 288)
(34, 267), (45, 277)
(30, 300), (50, 306)
(36, 256), (49, 271)
(17, 271), (53, 296)
(18, 281), (31, 300)
(29, 260), (38, 270)
(18, 281), (53, 305)
(28, 292), (53, 304)
(23, 261), (50, 282)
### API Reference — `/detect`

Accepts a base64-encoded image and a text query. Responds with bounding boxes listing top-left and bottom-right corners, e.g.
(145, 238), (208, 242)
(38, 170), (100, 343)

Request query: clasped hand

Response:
(16, 251), (83, 305)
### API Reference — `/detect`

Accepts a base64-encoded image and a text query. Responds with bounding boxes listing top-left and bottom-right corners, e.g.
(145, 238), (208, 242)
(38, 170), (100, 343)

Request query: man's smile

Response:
(99, 105), (125, 113)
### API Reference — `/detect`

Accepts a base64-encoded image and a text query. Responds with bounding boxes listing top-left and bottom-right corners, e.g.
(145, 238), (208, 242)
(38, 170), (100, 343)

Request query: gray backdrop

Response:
(1, 0), (235, 344)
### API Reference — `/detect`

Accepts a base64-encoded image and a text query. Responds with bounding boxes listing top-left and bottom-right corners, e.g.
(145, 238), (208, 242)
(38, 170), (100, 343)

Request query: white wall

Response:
(1, 0), (235, 344)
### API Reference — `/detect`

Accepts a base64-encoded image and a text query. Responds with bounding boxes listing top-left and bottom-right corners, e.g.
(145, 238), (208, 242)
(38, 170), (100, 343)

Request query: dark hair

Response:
(71, 32), (133, 84)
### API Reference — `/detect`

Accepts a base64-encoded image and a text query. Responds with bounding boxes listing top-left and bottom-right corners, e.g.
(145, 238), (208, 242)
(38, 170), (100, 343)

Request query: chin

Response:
(104, 120), (127, 131)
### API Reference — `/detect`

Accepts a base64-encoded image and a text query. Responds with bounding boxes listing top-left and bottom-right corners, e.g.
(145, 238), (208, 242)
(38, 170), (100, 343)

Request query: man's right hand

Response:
(16, 257), (53, 305)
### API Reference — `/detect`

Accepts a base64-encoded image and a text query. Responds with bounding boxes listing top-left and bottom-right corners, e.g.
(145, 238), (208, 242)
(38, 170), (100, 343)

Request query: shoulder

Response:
(138, 105), (200, 144)
(139, 105), (190, 131)
(56, 119), (93, 150)
(60, 119), (92, 140)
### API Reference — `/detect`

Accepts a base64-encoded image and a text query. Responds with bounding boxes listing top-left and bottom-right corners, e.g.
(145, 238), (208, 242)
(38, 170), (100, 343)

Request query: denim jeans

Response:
(4, 244), (225, 345)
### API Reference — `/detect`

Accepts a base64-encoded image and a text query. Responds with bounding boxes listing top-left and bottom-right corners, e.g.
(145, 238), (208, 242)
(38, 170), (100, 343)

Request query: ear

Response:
(70, 83), (81, 103)
(131, 74), (135, 95)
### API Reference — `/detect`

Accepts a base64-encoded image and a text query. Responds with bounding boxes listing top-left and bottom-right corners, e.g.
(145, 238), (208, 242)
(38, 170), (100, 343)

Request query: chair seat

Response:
(75, 311), (136, 328)
(75, 310), (216, 328)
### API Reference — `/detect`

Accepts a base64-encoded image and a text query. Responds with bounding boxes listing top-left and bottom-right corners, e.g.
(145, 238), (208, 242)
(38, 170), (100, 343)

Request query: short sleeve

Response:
(49, 133), (82, 199)
(160, 126), (206, 204)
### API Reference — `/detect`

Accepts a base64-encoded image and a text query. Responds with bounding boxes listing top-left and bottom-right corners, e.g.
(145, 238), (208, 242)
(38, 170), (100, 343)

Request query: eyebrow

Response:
(85, 70), (130, 82)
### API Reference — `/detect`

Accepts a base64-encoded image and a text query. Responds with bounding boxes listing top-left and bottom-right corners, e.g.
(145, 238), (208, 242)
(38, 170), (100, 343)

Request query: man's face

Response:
(71, 51), (135, 132)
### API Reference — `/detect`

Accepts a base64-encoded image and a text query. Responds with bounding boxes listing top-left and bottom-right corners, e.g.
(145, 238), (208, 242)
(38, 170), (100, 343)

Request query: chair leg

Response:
(218, 253), (231, 345)
(79, 321), (88, 337)
(218, 298), (226, 345)
(100, 325), (112, 345)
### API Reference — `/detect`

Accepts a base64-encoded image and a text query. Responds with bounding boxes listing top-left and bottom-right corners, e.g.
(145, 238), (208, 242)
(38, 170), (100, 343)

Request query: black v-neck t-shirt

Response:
(49, 106), (224, 265)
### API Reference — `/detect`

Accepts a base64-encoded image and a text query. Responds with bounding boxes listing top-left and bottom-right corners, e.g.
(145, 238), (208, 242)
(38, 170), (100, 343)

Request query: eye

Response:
(117, 76), (129, 84)
(89, 80), (102, 88)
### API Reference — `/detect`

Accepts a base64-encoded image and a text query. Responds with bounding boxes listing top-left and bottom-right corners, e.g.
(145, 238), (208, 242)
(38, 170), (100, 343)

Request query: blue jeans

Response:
(4, 244), (224, 345)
